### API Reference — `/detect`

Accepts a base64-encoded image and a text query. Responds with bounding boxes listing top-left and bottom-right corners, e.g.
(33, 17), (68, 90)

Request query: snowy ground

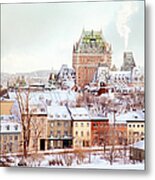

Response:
(5, 150), (144, 170)
(39, 152), (144, 170)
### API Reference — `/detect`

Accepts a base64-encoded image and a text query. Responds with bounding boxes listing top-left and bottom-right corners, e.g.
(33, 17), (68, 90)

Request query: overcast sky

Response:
(1, 0), (144, 73)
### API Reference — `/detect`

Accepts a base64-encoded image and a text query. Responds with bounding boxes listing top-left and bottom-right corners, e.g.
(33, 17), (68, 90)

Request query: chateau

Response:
(72, 29), (112, 88)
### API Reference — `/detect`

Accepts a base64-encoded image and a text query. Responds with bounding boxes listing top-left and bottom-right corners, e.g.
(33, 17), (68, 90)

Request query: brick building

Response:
(73, 29), (112, 88)
(91, 117), (109, 147)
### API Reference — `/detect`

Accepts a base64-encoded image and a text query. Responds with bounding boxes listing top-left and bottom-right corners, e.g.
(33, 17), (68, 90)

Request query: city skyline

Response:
(1, 1), (144, 74)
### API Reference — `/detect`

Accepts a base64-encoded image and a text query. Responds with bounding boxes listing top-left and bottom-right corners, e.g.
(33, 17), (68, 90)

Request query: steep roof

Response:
(116, 110), (145, 122)
(130, 140), (145, 150)
(68, 107), (90, 120)
(74, 30), (111, 54)
(47, 106), (71, 120)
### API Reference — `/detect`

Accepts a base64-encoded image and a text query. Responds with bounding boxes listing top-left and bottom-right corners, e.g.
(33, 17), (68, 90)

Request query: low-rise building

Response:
(0, 115), (22, 155)
(26, 106), (48, 152)
(47, 106), (72, 149)
(130, 140), (145, 162)
(70, 107), (91, 148)
(57, 64), (76, 90)
(109, 120), (127, 146)
(116, 110), (145, 144)
(91, 117), (109, 147)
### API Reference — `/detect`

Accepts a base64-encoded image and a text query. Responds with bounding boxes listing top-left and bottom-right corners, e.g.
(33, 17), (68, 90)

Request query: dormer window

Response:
(14, 125), (18, 130)
(56, 114), (60, 118)
(63, 114), (67, 118)
(40, 108), (45, 112)
(6, 125), (10, 130)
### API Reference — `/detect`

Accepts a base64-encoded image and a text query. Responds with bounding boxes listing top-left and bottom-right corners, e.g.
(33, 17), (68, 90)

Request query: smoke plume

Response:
(116, 2), (138, 49)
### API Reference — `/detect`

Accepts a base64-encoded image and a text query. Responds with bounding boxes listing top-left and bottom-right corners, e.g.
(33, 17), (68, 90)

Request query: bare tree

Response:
(15, 88), (32, 159)
(15, 88), (45, 159)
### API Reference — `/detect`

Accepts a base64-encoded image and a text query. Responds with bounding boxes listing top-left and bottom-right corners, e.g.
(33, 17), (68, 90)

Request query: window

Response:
(87, 122), (89, 127)
(87, 131), (89, 136)
(81, 123), (84, 127)
(81, 131), (84, 137)
(141, 124), (144, 128)
(14, 135), (18, 141)
(56, 114), (60, 118)
(14, 125), (18, 130)
(51, 122), (54, 127)
(3, 135), (7, 141)
(75, 122), (78, 127)
(57, 122), (61, 127)
(50, 114), (53, 118)
(133, 124), (135, 128)
(93, 123), (98, 127)
(40, 108), (45, 112)
(50, 131), (53, 136)
(141, 132), (144, 135)
(64, 131), (68, 136)
(9, 136), (12, 141)
(63, 114), (67, 118)
(6, 125), (10, 130)
(75, 131), (78, 136)
(64, 122), (68, 127)
(137, 124), (140, 128)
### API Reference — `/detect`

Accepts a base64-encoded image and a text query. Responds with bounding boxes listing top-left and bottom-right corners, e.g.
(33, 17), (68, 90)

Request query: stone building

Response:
(130, 140), (145, 162)
(0, 115), (22, 155)
(69, 107), (91, 148)
(116, 110), (145, 144)
(73, 29), (112, 88)
(56, 64), (76, 90)
(121, 52), (136, 71)
(47, 106), (72, 149)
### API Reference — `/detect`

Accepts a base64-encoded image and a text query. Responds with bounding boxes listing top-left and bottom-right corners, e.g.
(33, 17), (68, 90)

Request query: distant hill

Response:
(1, 70), (57, 87)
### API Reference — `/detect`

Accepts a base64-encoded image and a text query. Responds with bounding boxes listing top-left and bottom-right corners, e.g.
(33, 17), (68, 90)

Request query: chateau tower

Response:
(72, 29), (112, 87)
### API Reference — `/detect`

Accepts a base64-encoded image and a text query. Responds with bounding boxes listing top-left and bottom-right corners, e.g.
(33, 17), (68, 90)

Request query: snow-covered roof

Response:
(116, 110), (144, 122)
(8, 90), (77, 106)
(115, 119), (127, 124)
(68, 107), (90, 120)
(90, 116), (109, 121)
(130, 140), (145, 150)
(47, 106), (71, 120)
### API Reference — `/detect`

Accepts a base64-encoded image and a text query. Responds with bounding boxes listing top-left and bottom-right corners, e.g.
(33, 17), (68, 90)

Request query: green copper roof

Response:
(74, 30), (111, 54)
